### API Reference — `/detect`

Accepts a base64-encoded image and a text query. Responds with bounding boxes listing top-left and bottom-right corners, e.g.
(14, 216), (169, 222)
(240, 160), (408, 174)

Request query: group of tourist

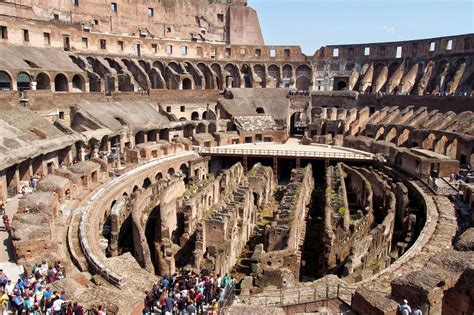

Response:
(399, 299), (423, 315)
(288, 90), (309, 96)
(0, 263), (84, 315)
(143, 271), (235, 315)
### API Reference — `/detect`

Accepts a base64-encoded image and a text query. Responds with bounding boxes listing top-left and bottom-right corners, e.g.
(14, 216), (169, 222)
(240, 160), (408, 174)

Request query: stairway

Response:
(232, 225), (265, 280)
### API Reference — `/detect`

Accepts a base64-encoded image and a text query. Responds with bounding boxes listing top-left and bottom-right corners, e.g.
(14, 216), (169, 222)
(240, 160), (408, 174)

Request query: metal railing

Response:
(419, 175), (458, 196)
(197, 147), (374, 161)
(236, 284), (354, 308)
(218, 284), (237, 315)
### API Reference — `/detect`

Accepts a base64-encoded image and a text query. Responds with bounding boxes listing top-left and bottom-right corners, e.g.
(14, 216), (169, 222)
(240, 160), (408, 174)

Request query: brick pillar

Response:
(273, 157), (278, 179)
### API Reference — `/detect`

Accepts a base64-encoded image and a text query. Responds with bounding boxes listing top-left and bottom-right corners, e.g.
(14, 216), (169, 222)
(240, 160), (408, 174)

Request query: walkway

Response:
(0, 195), (23, 279)
(198, 141), (374, 161)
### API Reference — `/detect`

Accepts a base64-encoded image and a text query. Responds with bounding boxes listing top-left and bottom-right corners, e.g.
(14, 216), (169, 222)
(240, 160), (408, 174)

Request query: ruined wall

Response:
(254, 165), (314, 287)
(320, 163), (374, 276)
(343, 167), (397, 281)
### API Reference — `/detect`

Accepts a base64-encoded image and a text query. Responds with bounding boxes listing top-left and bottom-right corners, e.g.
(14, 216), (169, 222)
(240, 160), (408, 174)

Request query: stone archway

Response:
(36, 73), (51, 90)
(374, 127), (385, 141)
(0, 71), (12, 90)
(72, 74), (86, 92)
(17, 72), (31, 91)
(398, 129), (410, 147)
(446, 139), (458, 160)
(295, 65), (311, 91)
(182, 78), (192, 90)
(434, 135), (449, 155)
(54, 73), (69, 92)
(385, 127), (398, 144)
(336, 80), (348, 91)
(422, 133), (437, 151)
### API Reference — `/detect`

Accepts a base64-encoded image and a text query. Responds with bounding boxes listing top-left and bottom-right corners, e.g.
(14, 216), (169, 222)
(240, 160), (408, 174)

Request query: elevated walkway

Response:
(197, 142), (375, 162)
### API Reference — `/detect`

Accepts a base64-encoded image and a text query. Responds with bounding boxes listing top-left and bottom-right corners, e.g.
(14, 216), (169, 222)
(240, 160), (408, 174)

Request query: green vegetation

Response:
(338, 207), (346, 216)
(365, 181), (372, 190)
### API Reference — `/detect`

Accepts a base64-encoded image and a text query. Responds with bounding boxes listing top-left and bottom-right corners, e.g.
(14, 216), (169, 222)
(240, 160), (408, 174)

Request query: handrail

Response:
(78, 151), (198, 287)
(236, 284), (355, 307)
(197, 147), (374, 160)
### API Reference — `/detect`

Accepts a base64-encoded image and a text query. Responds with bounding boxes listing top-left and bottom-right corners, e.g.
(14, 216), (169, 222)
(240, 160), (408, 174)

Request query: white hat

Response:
(403, 299), (408, 304)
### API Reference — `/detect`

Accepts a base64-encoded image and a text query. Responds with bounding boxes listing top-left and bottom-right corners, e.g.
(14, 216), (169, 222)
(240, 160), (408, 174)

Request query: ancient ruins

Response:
(0, 0), (472, 314)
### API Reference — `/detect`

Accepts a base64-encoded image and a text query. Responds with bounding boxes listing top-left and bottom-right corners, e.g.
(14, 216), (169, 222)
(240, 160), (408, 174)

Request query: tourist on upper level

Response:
(399, 299), (412, 314)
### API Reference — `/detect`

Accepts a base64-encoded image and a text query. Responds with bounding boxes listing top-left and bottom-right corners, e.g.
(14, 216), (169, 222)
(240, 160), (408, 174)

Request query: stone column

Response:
(79, 144), (86, 161)
(0, 173), (7, 202)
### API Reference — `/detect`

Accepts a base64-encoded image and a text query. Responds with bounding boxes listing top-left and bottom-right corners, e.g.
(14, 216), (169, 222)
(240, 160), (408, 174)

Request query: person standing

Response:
(0, 289), (8, 315)
(399, 299), (412, 315)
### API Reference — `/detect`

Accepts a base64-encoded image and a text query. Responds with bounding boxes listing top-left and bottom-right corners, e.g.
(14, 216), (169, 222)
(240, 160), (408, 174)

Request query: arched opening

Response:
(155, 172), (163, 182)
(422, 133), (437, 151)
(295, 65), (311, 91)
(211, 63), (223, 90)
(268, 65), (281, 88)
(446, 139), (458, 160)
(336, 80), (348, 91)
(208, 123), (217, 134)
(118, 213), (135, 256)
(184, 124), (195, 138)
(197, 123), (206, 134)
(385, 127), (398, 144)
(253, 192), (259, 207)
(159, 128), (170, 142)
(224, 64), (240, 88)
(290, 112), (305, 136)
(241, 64), (253, 88)
(253, 64), (266, 88)
(202, 110), (216, 120)
(54, 73), (69, 92)
(145, 205), (161, 274)
(142, 177), (151, 189)
(72, 74), (86, 92)
(434, 135), (449, 155)
(0, 71), (12, 90)
(132, 185), (139, 193)
(191, 112), (200, 121)
(282, 65), (293, 88)
(173, 212), (186, 245)
(374, 127), (385, 141)
(16, 72), (31, 91)
(179, 164), (189, 185)
(398, 129), (410, 147)
(182, 78), (192, 90)
(36, 73), (51, 90)
(135, 131), (145, 145)
(197, 63), (212, 89)
(168, 167), (175, 177)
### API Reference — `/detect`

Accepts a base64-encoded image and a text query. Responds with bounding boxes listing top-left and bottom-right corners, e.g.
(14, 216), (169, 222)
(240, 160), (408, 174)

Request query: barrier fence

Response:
(236, 284), (355, 308)
(197, 147), (374, 161)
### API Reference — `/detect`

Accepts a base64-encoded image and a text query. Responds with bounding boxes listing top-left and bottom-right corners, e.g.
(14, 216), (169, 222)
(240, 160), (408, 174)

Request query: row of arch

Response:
(0, 70), (86, 92)
(356, 57), (471, 95)
(72, 55), (314, 93)
(373, 126), (461, 159)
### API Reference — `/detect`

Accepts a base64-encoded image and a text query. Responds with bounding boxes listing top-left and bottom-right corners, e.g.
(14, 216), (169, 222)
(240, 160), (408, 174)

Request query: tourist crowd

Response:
(143, 271), (236, 315)
(0, 263), (85, 315)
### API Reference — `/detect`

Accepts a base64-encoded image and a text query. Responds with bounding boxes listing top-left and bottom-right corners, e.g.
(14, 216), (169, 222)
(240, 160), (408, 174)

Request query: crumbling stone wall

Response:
(253, 165), (314, 287)
(12, 192), (60, 268)
(320, 163), (374, 276)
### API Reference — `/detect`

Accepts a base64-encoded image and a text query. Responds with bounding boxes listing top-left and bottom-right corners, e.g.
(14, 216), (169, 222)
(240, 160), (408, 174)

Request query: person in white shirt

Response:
(52, 298), (64, 315)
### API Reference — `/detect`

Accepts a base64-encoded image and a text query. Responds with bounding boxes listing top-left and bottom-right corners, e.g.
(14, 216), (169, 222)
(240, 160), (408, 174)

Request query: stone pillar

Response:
(13, 166), (20, 193)
(79, 144), (86, 161)
(290, 68), (296, 89)
(0, 173), (7, 202)
(273, 157), (278, 179)
(143, 133), (148, 143)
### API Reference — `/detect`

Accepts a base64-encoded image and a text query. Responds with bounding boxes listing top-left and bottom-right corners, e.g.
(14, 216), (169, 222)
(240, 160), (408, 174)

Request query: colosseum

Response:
(0, 0), (472, 314)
